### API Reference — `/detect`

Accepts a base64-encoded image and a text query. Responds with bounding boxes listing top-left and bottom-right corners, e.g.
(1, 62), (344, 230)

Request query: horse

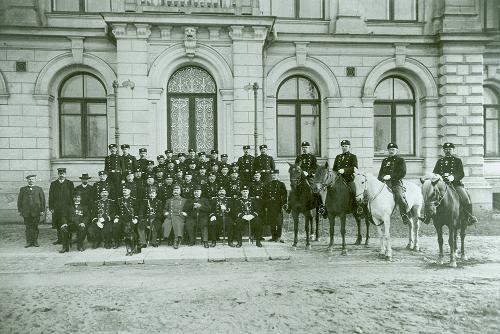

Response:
(287, 163), (319, 249)
(312, 162), (369, 255)
(352, 171), (423, 260)
(420, 174), (466, 267)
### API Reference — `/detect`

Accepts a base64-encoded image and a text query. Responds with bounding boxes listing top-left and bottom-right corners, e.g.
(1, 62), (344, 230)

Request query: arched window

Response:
(484, 86), (500, 157)
(58, 73), (107, 158)
(276, 76), (321, 157)
(374, 76), (415, 155)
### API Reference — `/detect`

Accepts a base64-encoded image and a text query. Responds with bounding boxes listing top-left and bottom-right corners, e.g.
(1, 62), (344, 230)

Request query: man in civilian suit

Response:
(17, 175), (46, 247)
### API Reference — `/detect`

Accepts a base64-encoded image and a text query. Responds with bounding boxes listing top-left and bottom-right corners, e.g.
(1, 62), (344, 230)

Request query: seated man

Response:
(89, 187), (115, 249)
(234, 185), (262, 248)
(377, 143), (411, 225)
(138, 187), (164, 248)
(184, 185), (210, 248)
(209, 187), (234, 247)
(432, 142), (478, 225)
(163, 184), (187, 249)
(59, 192), (88, 253)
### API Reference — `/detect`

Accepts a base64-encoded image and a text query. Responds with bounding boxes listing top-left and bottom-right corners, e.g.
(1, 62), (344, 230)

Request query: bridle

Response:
(316, 168), (336, 193)
(426, 179), (449, 210)
(354, 173), (386, 204)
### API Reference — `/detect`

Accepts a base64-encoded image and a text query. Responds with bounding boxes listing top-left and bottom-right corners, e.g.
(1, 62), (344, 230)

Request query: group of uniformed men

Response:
(17, 139), (477, 253)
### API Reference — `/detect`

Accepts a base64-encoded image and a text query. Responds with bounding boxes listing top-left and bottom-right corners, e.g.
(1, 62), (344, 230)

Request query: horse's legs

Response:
(340, 215), (347, 255)
(449, 225), (457, 267)
(328, 214), (335, 251)
(406, 221), (413, 250)
(377, 225), (384, 256)
(384, 218), (392, 260)
(364, 216), (370, 246)
(354, 215), (362, 245)
(292, 212), (299, 247)
(436, 224), (444, 265)
(413, 216), (420, 252)
(315, 208), (320, 241)
(460, 222), (467, 260)
(304, 212), (311, 249)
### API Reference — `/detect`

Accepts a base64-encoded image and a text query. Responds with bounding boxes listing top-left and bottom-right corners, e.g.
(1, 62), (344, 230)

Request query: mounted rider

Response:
(377, 142), (411, 225)
(295, 141), (323, 215)
(332, 140), (361, 214)
(432, 142), (477, 226)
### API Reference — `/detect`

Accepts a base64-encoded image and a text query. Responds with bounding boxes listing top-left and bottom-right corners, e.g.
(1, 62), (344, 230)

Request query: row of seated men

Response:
(58, 170), (288, 253)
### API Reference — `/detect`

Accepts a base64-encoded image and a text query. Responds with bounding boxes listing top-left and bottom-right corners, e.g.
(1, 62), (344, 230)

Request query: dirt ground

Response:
(1, 214), (500, 334)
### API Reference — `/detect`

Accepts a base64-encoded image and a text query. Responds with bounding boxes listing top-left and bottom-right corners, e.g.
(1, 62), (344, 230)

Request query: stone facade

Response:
(0, 0), (499, 222)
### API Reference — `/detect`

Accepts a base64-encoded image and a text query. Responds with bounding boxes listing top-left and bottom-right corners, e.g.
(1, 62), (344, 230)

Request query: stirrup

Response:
(467, 215), (478, 226)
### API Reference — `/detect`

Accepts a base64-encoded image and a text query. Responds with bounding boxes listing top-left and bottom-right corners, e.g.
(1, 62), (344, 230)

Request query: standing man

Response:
(121, 144), (137, 177)
(138, 187), (164, 248)
(263, 170), (287, 242)
(114, 186), (138, 250)
(17, 175), (45, 247)
(93, 171), (114, 202)
(377, 143), (411, 225)
(137, 148), (152, 173)
(105, 144), (123, 199)
(295, 141), (318, 178)
(253, 144), (275, 184)
(238, 145), (254, 186)
(432, 142), (478, 225)
(49, 168), (74, 245)
(332, 140), (360, 214)
(75, 173), (94, 210)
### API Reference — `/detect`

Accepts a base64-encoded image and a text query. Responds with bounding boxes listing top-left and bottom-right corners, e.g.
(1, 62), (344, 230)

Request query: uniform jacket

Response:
(377, 155), (406, 186)
(237, 154), (254, 174)
(137, 158), (153, 173)
(68, 203), (89, 227)
(75, 184), (94, 209)
(49, 179), (74, 213)
(333, 152), (358, 182)
(183, 197), (211, 221)
(263, 180), (288, 209)
(164, 195), (187, 225)
(234, 197), (261, 219)
(105, 154), (124, 173)
(17, 185), (46, 217)
(253, 154), (275, 174)
(203, 181), (219, 199)
(217, 174), (230, 191)
(433, 155), (465, 186)
(121, 153), (137, 173)
(181, 181), (195, 199)
(139, 197), (164, 221)
(121, 181), (140, 199)
(91, 198), (116, 222)
(295, 153), (318, 175)
(249, 180), (265, 199)
(210, 196), (233, 218)
(228, 178), (242, 199)
(93, 180), (114, 200)
(115, 196), (138, 220)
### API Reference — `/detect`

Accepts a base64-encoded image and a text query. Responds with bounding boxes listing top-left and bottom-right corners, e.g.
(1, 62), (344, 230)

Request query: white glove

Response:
(132, 218), (138, 225)
(165, 212), (170, 216)
(444, 173), (449, 177)
(61, 224), (68, 228)
(383, 175), (391, 181)
(242, 214), (250, 221)
(98, 217), (105, 223)
(194, 203), (201, 209)
(447, 175), (455, 182)
(181, 212), (187, 217)
(247, 214), (255, 220)
(338, 169), (344, 174)
(97, 221), (104, 229)
(79, 223), (85, 228)
(220, 204), (226, 211)
(113, 218), (119, 223)
(303, 171), (308, 176)
(210, 216), (217, 222)
(175, 160), (180, 164)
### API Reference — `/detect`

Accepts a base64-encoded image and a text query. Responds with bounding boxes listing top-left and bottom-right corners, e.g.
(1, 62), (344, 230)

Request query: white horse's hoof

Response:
(450, 260), (457, 268)
(413, 245), (420, 252)
(406, 243), (412, 250)
(306, 244), (312, 250)
(461, 254), (468, 261)
(386, 255), (392, 261)
(341, 249), (348, 256)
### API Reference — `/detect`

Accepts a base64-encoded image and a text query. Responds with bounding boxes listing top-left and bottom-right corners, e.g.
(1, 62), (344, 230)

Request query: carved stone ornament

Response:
(184, 27), (198, 58)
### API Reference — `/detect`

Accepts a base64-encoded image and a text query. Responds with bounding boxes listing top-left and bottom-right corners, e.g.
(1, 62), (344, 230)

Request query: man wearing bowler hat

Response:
(432, 142), (477, 225)
(17, 175), (46, 247)
(253, 144), (275, 184)
(49, 167), (74, 244)
(105, 144), (123, 199)
(75, 173), (94, 210)
(377, 143), (411, 225)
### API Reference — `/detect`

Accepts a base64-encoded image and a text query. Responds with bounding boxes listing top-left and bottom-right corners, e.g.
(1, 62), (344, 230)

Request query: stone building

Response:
(0, 0), (499, 222)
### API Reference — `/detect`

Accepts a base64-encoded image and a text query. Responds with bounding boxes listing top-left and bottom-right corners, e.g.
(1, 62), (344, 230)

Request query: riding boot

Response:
(465, 203), (478, 226)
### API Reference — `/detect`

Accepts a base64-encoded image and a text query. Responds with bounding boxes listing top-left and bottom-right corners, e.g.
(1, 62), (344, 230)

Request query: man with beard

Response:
(114, 186), (139, 250)
(209, 187), (234, 247)
(234, 185), (262, 248)
(163, 184), (187, 249)
(17, 175), (45, 247)
(89, 187), (115, 249)
(49, 167), (74, 245)
(138, 187), (164, 248)
(59, 192), (88, 253)
(137, 148), (152, 173)
(184, 185), (211, 248)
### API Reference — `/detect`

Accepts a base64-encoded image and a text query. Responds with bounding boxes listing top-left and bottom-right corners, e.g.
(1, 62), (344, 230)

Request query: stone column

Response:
(148, 87), (164, 156)
(111, 23), (152, 151)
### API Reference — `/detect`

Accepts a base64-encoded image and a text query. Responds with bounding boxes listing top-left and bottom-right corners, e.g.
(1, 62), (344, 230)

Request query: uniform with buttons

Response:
(263, 170), (287, 241)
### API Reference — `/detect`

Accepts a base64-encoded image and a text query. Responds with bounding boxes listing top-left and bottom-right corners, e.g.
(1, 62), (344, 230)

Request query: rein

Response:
(316, 168), (337, 192)
(429, 180), (449, 209)
(355, 175), (387, 204)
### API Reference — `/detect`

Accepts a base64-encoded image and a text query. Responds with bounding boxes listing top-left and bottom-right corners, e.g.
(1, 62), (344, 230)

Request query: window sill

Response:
(365, 20), (424, 26)
(51, 158), (105, 164)
(485, 157), (500, 162)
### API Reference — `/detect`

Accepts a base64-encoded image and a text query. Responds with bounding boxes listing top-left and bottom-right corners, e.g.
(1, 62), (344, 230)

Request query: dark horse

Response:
(313, 162), (369, 255)
(287, 163), (319, 249)
(421, 174), (466, 267)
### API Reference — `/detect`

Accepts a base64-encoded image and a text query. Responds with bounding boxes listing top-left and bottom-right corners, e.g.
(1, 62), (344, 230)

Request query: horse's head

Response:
(420, 173), (445, 219)
(287, 162), (303, 188)
(311, 161), (334, 193)
(352, 169), (367, 203)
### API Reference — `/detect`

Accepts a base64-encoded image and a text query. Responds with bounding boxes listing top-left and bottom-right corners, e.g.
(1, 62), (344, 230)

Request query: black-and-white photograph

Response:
(0, 0), (499, 332)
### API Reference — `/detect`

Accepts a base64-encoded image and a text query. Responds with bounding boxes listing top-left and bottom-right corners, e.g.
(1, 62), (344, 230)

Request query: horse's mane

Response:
(420, 173), (444, 197)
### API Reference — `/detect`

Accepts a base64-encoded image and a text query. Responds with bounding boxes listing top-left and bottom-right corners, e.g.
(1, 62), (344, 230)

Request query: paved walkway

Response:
(63, 242), (291, 266)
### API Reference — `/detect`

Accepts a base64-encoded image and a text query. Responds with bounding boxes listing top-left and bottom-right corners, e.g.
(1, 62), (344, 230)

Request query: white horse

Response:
(352, 171), (423, 260)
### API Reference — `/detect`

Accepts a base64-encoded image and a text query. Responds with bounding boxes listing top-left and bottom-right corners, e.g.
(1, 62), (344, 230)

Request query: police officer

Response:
(237, 145), (254, 185)
(184, 185), (211, 248)
(234, 185), (262, 247)
(114, 186), (139, 250)
(253, 144), (275, 184)
(155, 155), (167, 174)
(138, 187), (164, 248)
(137, 148), (152, 173)
(105, 144), (123, 199)
(209, 187), (234, 247)
(295, 141), (317, 178)
(164, 149), (175, 164)
(203, 172), (219, 199)
(377, 143), (411, 225)
(93, 171), (114, 201)
(219, 154), (230, 171)
(121, 144), (137, 177)
(263, 170), (287, 242)
(209, 149), (220, 167)
(333, 140), (360, 214)
(90, 187), (115, 249)
(432, 142), (478, 225)
(59, 192), (88, 253)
